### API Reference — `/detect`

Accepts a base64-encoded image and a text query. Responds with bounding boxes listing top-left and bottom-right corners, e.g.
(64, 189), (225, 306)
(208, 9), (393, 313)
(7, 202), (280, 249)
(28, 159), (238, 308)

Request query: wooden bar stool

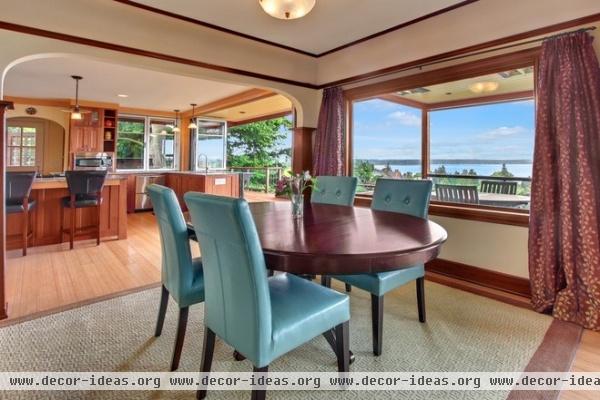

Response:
(5, 172), (37, 256)
(61, 171), (107, 250)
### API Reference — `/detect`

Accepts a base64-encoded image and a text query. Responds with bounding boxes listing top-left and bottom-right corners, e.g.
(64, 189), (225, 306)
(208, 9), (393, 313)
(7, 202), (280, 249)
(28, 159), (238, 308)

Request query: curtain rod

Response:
(335, 26), (597, 89)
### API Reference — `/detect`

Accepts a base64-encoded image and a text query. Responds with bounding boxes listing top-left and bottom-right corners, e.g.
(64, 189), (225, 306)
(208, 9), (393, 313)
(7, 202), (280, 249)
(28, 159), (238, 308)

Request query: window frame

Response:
(116, 114), (179, 172)
(7, 125), (37, 167)
(344, 48), (540, 227)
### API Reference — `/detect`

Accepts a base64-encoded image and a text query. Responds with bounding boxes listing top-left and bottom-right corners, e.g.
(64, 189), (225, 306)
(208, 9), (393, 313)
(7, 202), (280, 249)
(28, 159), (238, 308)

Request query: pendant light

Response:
(172, 109), (181, 133)
(62, 75), (90, 120)
(188, 103), (198, 129)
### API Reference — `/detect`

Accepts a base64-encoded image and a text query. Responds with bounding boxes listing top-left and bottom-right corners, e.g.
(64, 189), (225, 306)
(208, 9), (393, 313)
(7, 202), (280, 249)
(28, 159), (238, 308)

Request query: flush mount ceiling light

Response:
(188, 103), (198, 129)
(259, 0), (316, 19)
(117, 94), (128, 98)
(468, 81), (500, 94)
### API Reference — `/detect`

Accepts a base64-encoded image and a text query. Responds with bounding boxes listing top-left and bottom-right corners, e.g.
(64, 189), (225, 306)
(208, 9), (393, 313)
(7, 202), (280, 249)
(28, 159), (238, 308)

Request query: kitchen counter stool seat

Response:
(6, 172), (37, 256)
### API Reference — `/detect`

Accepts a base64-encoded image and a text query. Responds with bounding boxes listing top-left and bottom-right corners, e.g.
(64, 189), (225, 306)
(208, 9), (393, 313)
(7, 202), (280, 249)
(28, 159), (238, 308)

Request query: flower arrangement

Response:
(275, 171), (317, 217)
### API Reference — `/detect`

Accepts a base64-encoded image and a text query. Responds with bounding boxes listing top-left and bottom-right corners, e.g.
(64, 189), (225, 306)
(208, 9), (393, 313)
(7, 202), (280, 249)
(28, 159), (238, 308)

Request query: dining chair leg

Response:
(371, 294), (384, 356)
(267, 269), (274, 277)
(197, 327), (216, 400)
(334, 321), (349, 372)
(416, 277), (426, 323)
(170, 306), (189, 371)
(321, 276), (331, 288)
(345, 284), (352, 292)
(251, 365), (268, 400)
(154, 285), (169, 337)
(22, 208), (28, 256)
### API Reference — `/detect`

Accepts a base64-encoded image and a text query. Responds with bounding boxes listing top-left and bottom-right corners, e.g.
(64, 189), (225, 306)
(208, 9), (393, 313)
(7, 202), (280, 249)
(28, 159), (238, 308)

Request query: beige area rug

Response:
(0, 280), (554, 400)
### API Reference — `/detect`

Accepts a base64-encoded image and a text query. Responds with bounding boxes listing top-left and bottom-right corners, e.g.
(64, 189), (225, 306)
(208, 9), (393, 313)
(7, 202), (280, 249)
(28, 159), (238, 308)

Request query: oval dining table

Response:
(185, 200), (448, 363)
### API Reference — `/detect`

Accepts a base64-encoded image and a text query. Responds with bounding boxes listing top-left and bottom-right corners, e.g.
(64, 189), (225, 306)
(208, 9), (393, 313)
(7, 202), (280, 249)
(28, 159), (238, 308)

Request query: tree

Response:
(491, 163), (514, 178)
(227, 117), (292, 168)
(354, 160), (375, 184)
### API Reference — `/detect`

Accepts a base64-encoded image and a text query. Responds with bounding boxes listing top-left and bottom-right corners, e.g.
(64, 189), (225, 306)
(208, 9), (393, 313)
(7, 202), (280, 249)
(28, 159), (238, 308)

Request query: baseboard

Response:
(425, 258), (531, 298)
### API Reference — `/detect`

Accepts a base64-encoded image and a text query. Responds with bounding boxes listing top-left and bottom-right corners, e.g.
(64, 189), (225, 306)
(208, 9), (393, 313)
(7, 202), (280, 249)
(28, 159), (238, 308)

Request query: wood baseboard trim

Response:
(425, 258), (531, 308)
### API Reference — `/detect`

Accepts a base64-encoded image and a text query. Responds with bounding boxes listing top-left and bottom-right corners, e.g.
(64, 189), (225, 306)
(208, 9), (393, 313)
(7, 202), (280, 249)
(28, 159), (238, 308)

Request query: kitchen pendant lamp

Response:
(188, 104), (198, 129)
(173, 109), (181, 133)
(259, 0), (316, 20)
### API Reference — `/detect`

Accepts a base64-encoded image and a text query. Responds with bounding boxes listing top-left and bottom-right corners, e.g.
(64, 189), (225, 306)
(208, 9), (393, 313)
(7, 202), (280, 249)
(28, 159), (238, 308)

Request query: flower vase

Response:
(291, 194), (304, 218)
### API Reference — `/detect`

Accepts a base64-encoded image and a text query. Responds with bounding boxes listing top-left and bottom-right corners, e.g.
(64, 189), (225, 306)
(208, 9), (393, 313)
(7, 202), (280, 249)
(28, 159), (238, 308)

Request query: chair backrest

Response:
(6, 172), (36, 203)
(371, 178), (432, 218)
(480, 180), (517, 195)
(436, 184), (479, 204)
(146, 184), (195, 305)
(65, 170), (107, 195)
(311, 176), (358, 206)
(184, 192), (271, 365)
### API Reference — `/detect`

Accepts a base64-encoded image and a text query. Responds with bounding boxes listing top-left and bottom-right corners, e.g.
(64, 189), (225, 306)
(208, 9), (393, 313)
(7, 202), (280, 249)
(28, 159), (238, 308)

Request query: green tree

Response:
(354, 160), (375, 184)
(227, 117), (292, 168)
(491, 163), (515, 178)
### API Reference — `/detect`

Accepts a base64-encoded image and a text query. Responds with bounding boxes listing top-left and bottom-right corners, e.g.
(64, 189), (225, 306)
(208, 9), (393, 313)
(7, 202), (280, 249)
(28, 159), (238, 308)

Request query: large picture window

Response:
(117, 115), (177, 171)
(349, 57), (536, 217)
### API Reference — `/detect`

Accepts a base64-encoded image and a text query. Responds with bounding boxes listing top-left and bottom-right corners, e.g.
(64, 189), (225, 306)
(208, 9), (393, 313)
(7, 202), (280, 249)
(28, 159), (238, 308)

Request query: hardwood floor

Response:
(1, 201), (598, 399)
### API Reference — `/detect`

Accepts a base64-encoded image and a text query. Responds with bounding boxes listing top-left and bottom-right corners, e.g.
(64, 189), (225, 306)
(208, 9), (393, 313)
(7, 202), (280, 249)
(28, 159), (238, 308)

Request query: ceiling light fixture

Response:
(62, 75), (91, 120)
(468, 81), (500, 94)
(188, 104), (198, 129)
(259, 0), (316, 19)
(117, 94), (129, 98)
(173, 109), (181, 133)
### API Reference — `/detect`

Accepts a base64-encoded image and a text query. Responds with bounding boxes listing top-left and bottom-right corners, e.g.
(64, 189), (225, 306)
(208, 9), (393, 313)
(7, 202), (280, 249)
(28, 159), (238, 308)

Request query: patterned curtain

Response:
(529, 31), (600, 330)
(313, 87), (345, 176)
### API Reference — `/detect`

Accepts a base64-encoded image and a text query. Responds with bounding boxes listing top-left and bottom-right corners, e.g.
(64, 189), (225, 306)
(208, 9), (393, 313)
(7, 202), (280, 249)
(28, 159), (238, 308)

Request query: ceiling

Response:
(4, 57), (250, 111)
(126, 0), (470, 55)
(389, 67), (534, 105)
(208, 95), (291, 122)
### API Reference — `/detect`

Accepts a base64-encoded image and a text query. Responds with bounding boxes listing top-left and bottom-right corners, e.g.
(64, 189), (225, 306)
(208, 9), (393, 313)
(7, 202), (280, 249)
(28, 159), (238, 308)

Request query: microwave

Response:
(73, 152), (114, 171)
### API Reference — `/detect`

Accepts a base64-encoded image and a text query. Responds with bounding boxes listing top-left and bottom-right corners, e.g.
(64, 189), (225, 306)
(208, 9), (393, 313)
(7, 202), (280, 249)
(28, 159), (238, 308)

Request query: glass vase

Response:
(291, 194), (304, 218)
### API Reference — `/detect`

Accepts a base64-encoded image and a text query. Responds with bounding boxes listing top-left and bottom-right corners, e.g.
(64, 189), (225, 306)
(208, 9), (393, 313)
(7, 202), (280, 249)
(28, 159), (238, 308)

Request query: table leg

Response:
(323, 329), (355, 364)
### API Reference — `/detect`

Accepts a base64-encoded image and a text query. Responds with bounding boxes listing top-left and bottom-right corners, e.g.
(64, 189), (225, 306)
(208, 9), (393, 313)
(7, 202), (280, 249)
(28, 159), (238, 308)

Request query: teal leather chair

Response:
(326, 178), (432, 356)
(146, 184), (205, 371)
(184, 193), (350, 400)
(311, 176), (358, 206)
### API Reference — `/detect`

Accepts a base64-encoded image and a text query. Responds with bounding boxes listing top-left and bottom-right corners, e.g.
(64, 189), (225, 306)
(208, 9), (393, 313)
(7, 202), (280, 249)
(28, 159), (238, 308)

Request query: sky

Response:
(353, 98), (535, 161)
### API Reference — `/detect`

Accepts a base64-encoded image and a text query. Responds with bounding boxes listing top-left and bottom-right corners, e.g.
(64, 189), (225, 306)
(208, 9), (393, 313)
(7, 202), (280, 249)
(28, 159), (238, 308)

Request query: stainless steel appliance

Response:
(73, 152), (114, 171)
(135, 174), (165, 210)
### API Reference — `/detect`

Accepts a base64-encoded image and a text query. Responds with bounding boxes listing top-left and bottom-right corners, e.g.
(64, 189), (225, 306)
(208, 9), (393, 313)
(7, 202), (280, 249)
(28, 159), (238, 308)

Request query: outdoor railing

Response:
(229, 166), (284, 193)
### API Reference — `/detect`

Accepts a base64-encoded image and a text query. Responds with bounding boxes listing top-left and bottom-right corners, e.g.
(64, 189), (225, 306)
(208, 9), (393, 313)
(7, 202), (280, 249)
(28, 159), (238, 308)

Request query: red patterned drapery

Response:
(529, 31), (600, 330)
(313, 87), (345, 176)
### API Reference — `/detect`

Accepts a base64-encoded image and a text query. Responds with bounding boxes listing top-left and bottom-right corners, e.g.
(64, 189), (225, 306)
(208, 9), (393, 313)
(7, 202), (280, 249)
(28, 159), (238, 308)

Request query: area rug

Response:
(0, 279), (572, 399)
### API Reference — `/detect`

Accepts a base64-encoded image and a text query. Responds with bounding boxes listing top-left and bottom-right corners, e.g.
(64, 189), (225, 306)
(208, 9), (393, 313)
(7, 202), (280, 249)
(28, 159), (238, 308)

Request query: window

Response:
(349, 57), (536, 218)
(194, 119), (227, 170)
(117, 115), (177, 171)
(352, 99), (422, 193)
(7, 126), (37, 167)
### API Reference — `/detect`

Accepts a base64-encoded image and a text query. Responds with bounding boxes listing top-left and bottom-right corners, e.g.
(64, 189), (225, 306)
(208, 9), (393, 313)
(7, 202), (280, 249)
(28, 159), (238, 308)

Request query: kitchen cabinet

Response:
(69, 109), (104, 153)
(165, 172), (240, 211)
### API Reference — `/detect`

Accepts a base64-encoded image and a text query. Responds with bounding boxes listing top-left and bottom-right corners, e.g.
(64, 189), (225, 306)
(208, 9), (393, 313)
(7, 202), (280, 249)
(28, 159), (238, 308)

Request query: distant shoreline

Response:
(357, 159), (532, 165)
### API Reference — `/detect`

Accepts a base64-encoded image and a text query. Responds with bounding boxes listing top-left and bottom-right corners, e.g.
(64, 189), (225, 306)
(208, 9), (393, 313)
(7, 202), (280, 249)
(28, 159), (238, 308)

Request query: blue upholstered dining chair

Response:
(311, 176), (358, 206)
(146, 184), (205, 371)
(325, 178), (432, 356)
(184, 192), (350, 400)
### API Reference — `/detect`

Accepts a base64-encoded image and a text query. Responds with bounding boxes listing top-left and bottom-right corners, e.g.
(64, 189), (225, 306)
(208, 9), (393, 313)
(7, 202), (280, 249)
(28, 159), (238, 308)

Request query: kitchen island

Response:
(6, 176), (128, 251)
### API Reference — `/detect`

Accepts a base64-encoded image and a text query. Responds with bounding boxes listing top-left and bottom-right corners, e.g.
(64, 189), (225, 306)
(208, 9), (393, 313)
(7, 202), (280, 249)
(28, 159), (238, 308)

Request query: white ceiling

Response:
(130, 0), (468, 54)
(4, 57), (249, 111)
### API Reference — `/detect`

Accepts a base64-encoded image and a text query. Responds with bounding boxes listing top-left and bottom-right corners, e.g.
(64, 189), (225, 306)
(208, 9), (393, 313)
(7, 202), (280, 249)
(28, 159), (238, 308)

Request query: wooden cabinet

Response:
(164, 173), (240, 211)
(69, 109), (104, 154)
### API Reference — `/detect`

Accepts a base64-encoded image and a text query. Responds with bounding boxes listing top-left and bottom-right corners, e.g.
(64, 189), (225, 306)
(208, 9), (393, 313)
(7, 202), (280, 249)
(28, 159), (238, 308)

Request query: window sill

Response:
(354, 195), (529, 227)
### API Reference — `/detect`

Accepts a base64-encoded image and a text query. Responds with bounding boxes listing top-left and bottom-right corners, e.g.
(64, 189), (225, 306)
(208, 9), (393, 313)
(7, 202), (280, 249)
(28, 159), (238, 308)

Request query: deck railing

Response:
(229, 166), (284, 193)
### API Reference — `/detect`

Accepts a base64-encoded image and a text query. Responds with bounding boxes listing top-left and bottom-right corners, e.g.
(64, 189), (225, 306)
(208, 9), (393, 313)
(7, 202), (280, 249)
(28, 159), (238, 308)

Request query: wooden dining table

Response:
(185, 201), (448, 363)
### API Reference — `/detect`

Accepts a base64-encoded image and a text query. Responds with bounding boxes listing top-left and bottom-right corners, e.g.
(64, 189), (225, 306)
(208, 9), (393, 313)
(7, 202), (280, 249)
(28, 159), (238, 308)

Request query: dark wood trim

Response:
(421, 111), (429, 178)
(114, 0), (481, 58)
(376, 94), (425, 109)
(426, 90), (534, 110)
(228, 110), (292, 127)
(354, 195), (529, 227)
(0, 21), (319, 89)
(426, 258), (531, 298)
(292, 127), (314, 173)
(190, 89), (277, 116)
(325, 13), (600, 88)
(0, 101), (14, 320)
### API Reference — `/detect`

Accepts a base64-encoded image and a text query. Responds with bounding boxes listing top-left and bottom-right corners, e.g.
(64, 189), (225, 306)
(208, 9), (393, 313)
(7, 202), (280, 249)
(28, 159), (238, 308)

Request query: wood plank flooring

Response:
(1, 201), (598, 399)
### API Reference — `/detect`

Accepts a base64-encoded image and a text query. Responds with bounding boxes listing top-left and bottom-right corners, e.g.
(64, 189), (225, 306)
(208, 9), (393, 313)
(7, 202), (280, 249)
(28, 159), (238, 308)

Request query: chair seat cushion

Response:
(269, 273), (350, 362)
(333, 264), (424, 296)
(6, 199), (36, 214)
(61, 194), (102, 208)
(177, 257), (205, 308)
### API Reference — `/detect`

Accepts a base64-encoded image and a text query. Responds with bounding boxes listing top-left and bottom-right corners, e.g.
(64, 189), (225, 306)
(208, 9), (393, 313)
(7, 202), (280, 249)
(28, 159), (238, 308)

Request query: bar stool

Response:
(6, 172), (37, 256)
(61, 171), (107, 250)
